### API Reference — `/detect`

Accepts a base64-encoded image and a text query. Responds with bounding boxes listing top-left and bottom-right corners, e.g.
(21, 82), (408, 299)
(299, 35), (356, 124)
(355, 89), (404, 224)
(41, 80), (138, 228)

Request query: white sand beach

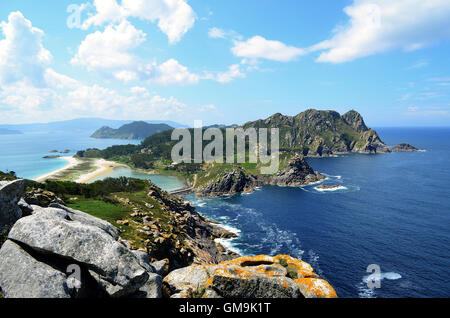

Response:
(75, 159), (125, 184)
(34, 157), (80, 182)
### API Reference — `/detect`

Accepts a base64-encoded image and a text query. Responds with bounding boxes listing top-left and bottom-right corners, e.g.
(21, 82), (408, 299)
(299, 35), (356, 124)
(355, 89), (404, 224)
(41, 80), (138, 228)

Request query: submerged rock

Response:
(163, 255), (337, 298)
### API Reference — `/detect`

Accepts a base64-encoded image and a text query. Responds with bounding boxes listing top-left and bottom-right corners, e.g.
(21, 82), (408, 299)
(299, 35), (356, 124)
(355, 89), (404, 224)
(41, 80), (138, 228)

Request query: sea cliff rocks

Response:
(195, 155), (324, 197)
(163, 255), (337, 298)
(263, 154), (325, 187)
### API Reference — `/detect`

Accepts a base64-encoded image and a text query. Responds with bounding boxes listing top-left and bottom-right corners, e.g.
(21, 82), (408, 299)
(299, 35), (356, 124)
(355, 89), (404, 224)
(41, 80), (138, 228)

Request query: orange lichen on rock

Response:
(295, 278), (338, 298)
(164, 254), (338, 298)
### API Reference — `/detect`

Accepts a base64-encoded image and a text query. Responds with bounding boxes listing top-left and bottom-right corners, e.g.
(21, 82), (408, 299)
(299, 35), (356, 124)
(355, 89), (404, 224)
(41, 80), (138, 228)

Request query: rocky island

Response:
(391, 143), (420, 152)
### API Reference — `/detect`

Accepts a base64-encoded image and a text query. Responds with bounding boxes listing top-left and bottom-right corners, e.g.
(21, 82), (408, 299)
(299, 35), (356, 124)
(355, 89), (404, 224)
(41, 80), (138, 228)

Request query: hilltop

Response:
(91, 121), (173, 140)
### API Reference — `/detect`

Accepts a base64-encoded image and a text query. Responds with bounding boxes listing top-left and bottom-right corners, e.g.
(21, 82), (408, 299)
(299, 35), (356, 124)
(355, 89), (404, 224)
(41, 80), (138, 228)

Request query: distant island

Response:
(91, 121), (173, 140)
(0, 128), (22, 135)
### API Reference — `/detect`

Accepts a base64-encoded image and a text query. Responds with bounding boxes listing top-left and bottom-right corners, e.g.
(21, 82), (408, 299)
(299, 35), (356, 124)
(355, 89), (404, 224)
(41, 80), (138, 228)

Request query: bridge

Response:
(169, 187), (193, 195)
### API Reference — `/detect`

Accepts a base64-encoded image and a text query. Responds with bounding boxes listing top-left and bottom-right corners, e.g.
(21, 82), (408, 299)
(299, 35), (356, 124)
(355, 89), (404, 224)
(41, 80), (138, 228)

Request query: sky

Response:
(0, 0), (450, 127)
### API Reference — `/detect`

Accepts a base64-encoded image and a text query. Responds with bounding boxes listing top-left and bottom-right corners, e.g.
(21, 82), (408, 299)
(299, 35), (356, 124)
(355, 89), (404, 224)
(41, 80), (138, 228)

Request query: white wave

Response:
(215, 237), (243, 255)
(315, 185), (348, 192)
(418, 149), (427, 152)
(358, 271), (402, 298)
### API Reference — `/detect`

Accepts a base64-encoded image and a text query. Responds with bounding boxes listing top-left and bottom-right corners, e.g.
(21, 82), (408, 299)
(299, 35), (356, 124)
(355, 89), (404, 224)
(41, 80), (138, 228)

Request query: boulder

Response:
(24, 188), (65, 207)
(0, 240), (71, 298)
(163, 255), (337, 298)
(391, 143), (419, 152)
(131, 273), (163, 298)
(7, 206), (147, 297)
(151, 259), (170, 276)
(0, 179), (26, 231)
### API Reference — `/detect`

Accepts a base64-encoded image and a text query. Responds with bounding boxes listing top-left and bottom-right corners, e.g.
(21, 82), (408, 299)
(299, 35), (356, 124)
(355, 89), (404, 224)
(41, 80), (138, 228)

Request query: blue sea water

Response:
(89, 166), (186, 193)
(1, 127), (449, 297)
(185, 127), (450, 298)
(0, 130), (140, 179)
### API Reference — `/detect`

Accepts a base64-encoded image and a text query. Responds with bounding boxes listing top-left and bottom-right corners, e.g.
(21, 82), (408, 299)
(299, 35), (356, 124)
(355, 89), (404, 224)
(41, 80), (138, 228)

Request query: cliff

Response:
(195, 155), (324, 197)
(243, 109), (391, 156)
(91, 121), (173, 140)
(0, 178), (337, 298)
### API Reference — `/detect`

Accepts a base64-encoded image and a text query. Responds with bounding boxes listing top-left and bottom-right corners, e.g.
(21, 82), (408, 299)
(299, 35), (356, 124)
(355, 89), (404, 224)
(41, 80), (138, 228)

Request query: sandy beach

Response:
(34, 157), (80, 182)
(34, 157), (125, 184)
(75, 159), (125, 184)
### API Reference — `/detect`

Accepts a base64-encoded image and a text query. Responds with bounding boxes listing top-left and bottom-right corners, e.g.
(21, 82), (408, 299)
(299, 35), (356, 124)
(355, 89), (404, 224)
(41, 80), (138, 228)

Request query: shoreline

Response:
(34, 157), (80, 182)
(33, 157), (126, 184)
(75, 159), (127, 184)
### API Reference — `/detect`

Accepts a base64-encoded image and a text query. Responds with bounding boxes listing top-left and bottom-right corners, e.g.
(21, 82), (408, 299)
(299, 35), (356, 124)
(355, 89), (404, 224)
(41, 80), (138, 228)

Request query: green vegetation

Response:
(0, 171), (17, 181)
(286, 266), (299, 280)
(91, 121), (173, 140)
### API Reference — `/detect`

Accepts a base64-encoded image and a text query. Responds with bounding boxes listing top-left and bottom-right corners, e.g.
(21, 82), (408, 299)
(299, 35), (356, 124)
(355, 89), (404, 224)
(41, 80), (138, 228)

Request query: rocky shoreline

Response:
(195, 155), (325, 197)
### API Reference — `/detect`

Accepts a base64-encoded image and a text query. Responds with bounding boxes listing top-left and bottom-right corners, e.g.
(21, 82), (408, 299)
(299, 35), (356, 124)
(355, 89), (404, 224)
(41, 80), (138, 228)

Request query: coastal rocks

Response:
(163, 255), (337, 299)
(355, 130), (391, 154)
(0, 179), (26, 231)
(391, 143), (419, 152)
(195, 168), (258, 197)
(24, 188), (65, 207)
(7, 207), (148, 297)
(264, 154), (325, 187)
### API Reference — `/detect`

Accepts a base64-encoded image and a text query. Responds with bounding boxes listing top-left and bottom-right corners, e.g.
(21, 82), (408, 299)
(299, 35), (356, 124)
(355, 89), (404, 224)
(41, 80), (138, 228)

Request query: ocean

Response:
(185, 127), (450, 298)
(1, 127), (449, 297)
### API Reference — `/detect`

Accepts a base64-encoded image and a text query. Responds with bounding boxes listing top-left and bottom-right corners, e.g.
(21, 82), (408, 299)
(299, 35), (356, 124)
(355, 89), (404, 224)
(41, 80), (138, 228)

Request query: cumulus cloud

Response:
(0, 11), (203, 123)
(71, 20), (198, 85)
(0, 12), (52, 87)
(81, 0), (196, 44)
(231, 36), (305, 62)
(310, 0), (450, 63)
(71, 20), (146, 71)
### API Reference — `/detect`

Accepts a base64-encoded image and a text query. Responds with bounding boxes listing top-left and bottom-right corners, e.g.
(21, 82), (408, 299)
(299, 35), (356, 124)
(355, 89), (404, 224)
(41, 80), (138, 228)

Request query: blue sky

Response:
(0, 0), (449, 127)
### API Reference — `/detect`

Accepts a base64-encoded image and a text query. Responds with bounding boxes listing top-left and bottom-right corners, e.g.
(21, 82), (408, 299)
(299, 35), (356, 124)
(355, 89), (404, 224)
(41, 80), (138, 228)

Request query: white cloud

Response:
(150, 59), (199, 85)
(81, 0), (196, 44)
(71, 20), (198, 85)
(311, 0), (450, 63)
(0, 12), (52, 87)
(231, 36), (305, 62)
(202, 64), (246, 84)
(71, 20), (146, 71)
(208, 27), (226, 39)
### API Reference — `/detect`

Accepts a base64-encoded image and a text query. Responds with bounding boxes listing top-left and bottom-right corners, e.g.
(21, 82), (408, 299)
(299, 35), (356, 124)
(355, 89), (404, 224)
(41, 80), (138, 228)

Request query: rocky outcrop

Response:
(0, 204), (162, 298)
(163, 255), (337, 298)
(263, 154), (325, 187)
(391, 143), (419, 152)
(0, 179), (26, 232)
(195, 168), (259, 197)
(195, 155), (324, 197)
(24, 188), (65, 207)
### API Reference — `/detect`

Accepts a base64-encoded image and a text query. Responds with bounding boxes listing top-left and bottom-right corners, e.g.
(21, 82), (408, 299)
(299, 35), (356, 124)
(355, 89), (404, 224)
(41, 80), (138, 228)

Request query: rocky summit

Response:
(243, 109), (391, 156)
(0, 178), (337, 298)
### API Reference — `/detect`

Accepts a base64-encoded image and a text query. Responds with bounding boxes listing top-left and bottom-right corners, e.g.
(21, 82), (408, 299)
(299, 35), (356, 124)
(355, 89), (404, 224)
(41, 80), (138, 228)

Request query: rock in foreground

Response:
(163, 255), (337, 298)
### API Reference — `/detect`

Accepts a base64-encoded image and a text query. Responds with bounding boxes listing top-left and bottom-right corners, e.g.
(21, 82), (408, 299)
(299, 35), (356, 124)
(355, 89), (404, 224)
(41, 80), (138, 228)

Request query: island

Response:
(91, 121), (173, 140)
(391, 143), (419, 152)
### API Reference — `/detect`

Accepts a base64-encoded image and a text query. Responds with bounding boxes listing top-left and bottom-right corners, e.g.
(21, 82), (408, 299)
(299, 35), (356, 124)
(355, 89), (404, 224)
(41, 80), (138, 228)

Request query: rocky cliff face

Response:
(243, 109), (391, 156)
(0, 179), (26, 232)
(195, 155), (324, 197)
